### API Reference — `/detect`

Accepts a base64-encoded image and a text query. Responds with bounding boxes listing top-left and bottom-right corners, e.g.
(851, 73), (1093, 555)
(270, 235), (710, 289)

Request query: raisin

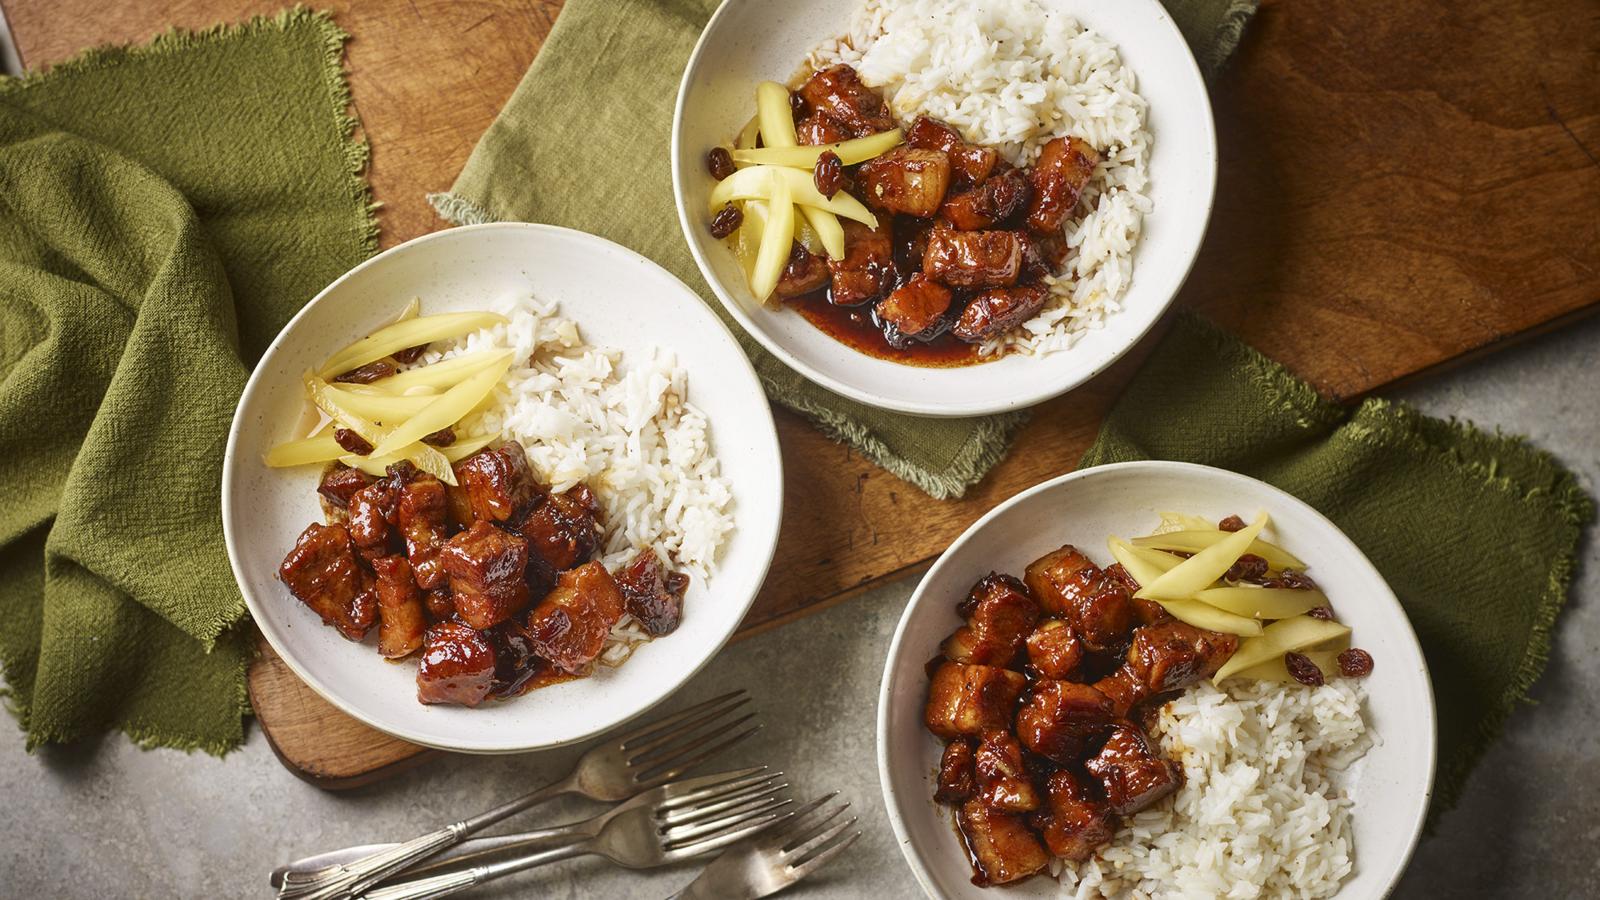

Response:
(1338, 648), (1374, 678)
(333, 428), (373, 455)
(1307, 605), (1336, 621)
(789, 89), (807, 119)
(1225, 553), (1269, 583)
(392, 344), (429, 364)
(333, 360), (396, 384)
(1284, 652), (1324, 686)
(1217, 515), (1246, 532)
(1104, 563), (1140, 595)
(708, 203), (743, 239)
(1266, 569), (1319, 591)
(814, 150), (844, 198)
(706, 146), (735, 181)
(422, 427), (456, 447)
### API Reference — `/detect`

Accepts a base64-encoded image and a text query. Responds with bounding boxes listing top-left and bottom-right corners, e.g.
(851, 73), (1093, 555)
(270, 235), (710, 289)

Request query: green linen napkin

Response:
(1081, 314), (1593, 813)
(430, 0), (1260, 499)
(0, 10), (377, 753)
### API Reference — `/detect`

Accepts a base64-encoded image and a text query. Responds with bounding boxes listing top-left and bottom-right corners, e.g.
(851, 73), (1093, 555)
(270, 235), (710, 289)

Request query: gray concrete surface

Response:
(1, 315), (1595, 899)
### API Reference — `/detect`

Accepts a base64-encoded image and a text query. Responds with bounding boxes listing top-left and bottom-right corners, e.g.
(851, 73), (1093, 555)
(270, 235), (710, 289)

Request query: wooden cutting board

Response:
(7, 0), (1596, 786)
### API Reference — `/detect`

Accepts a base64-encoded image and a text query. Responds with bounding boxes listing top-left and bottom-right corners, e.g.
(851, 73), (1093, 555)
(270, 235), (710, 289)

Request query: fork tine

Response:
(788, 829), (862, 880)
(621, 695), (749, 756)
(616, 690), (746, 748)
(759, 792), (836, 844)
(628, 709), (757, 767)
(659, 768), (776, 808)
(665, 789), (791, 836)
(779, 800), (852, 854)
(661, 810), (786, 862)
(659, 779), (788, 826)
(666, 797), (794, 846)
(633, 723), (763, 786)
(783, 811), (858, 863)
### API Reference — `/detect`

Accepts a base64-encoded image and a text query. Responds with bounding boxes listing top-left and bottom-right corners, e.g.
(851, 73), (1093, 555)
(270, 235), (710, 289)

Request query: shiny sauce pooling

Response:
(790, 289), (984, 368)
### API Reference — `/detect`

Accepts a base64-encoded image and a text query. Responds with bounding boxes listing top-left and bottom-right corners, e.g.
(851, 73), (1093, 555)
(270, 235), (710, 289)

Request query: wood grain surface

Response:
(8, 0), (1596, 785)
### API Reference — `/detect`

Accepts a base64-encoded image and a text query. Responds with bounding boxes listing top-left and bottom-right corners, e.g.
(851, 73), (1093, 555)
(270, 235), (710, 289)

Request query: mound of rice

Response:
(1059, 680), (1374, 899)
(429, 293), (735, 661)
(808, 0), (1152, 358)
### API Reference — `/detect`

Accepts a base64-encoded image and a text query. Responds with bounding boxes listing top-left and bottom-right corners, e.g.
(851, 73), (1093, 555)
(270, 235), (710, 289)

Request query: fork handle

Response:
(359, 844), (588, 900)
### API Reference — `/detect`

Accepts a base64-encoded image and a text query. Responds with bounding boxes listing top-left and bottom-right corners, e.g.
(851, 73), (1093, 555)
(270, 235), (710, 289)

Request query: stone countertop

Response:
(1, 317), (1595, 899)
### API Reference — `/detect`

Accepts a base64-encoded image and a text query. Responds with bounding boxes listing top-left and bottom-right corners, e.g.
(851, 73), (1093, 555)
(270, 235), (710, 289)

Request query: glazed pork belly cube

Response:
(876, 274), (952, 339)
(796, 113), (851, 146)
(939, 169), (1030, 231)
(827, 220), (896, 307)
(396, 474), (452, 590)
(1024, 136), (1100, 235)
(1037, 769), (1118, 862)
(974, 730), (1041, 812)
(440, 521), (531, 630)
(1023, 545), (1136, 652)
(1014, 679), (1114, 763)
(317, 463), (373, 508)
(797, 64), (895, 137)
(520, 483), (602, 572)
(772, 243), (832, 300)
(1018, 229), (1070, 282)
(614, 549), (689, 637)
(1085, 722), (1182, 815)
(455, 443), (544, 525)
(942, 573), (1039, 667)
(906, 115), (998, 188)
(346, 478), (399, 561)
(416, 621), (498, 707)
(371, 555), (426, 659)
(1091, 667), (1147, 719)
(951, 284), (1051, 344)
(278, 523), (377, 640)
(957, 799), (1051, 886)
(924, 661), (1027, 739)
(1024, 619), (1084, 680)
(922, 227), (1022, 289)
(524, 561), (626, 674)
(857, 147), (953, 217)
(936, 739), (977, 804)
(1125, 620), (1240, 694)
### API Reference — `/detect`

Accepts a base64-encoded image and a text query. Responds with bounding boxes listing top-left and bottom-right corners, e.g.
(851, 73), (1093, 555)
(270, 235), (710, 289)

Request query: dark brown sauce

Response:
(789, 290), (989, 368)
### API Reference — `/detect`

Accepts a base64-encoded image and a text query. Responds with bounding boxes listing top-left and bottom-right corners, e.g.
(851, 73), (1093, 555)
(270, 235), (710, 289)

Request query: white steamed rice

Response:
(427, 293), (735, 662)
(807, 0), (1152, 358)
(1058, 679), (1374, 899)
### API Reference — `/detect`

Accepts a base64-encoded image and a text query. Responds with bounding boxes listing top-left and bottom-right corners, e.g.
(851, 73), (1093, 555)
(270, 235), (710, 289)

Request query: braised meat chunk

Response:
(1037, 770), (1118, 862)
(936, 739), (977, 803)
(943, 573), (1040, 667)
(347, 478), (400, 561)
(1085, 722), (1181, 815)
(1018, 230), (1070, 283)
(1124, 620), (1239, 694)
(416, 621), (497, 707)
(524, 561), (626, 674)
(1025, 136), (1100, 235)
(1023, 545), (1136, 652)
(797, 64), (895, 137)
(614, 549), (689, 637)
(455, 443), (544, 525)
(939, 169), (1030, 231)
(857, 147), (953, 217)
(907, 116), (997, 188)
(1015, 680), (1114, 763)
(925, 661), (1028, 739)
(828, 220), (896, 306)
(923, 227), (1022, 289)
(796, 113), (852, 146)
(520, 483), (602, 572)
(974, 730), (1041, 812)
(958, 799), (1051, 887)
(317, 464), (373, 509)
(1024, 619), (1084, 680)
(877, 275), (952, 339)
(773, 243), (832, 300)
(1091, 667), (1147, 719)
(952, 284), (1051, 344)
(440, 521), (531, 630)
(396, 474), (451, 590)
(371, 555), (426, 659)
(278, 523), (377, 640)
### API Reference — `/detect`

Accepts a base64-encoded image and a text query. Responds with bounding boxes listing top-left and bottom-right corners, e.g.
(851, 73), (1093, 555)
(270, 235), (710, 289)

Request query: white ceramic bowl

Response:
(223, 223), (783, 753)
(672, 0), (1216, 417)
(878, 462), (1436, 898)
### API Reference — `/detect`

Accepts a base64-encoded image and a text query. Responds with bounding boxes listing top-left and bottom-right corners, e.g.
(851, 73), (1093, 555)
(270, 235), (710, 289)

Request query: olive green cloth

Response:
(1081, 314), (1594, 814)
(0, 10), (377, 754)
(429, 0), (1259, 499)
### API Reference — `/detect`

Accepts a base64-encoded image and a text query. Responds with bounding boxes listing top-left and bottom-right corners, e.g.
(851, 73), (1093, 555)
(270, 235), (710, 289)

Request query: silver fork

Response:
(358, 770), (793, 900)
(670, 793), (862, 900)
(277, 690), (759, 900)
